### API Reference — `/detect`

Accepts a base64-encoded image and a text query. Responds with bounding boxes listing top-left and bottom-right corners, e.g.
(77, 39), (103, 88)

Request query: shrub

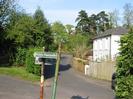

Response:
(116, 29), (133, 99)
(15, 47), (27, 66)
(65, 34), (90, 59)
(26, 47), (42, 76)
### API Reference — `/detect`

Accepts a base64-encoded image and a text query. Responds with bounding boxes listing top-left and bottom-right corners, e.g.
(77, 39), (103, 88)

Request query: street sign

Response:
(35, 57), (43, 65)
(33, 51), (58, 99)
(34, 52), (57, 59)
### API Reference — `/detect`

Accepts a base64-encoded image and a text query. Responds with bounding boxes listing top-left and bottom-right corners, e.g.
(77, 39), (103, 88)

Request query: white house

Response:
(93, 27), (128, 61)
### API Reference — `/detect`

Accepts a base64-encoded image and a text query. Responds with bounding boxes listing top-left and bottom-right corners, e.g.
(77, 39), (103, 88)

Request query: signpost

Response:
(51, 43), (61, 99)
(33, 51), (57, 99)
(40, 60), (44, 99)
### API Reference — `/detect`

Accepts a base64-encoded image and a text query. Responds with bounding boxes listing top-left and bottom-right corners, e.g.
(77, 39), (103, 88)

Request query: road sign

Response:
(34, 52), (57, 59)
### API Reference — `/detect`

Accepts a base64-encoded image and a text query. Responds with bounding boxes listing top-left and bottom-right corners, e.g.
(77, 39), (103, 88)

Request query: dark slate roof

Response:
(94, 27), (128, 39)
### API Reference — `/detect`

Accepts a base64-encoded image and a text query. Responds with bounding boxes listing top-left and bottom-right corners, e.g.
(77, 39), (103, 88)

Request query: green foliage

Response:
(6, 12), (35, 47)
(6, 8), (53, 49)
(0, 67), (40, 82)
(75, 10), (90, 33)
(0, 0), (16, 26)
(15, 47), (27, 66)
(116, 29), (133, 99)
(51, 21), (68, 44)
(52, 21), (66, 34)
(26, 48), (42, 76)
(65, 34), (90, 59)
(0, 0), (16, 64)
(5, 8), (54, 65)
(76, 10), (111, 35)
(116, 76), (133, 99)
(65, 24), (74, 34)
(33, 8), (53, 48)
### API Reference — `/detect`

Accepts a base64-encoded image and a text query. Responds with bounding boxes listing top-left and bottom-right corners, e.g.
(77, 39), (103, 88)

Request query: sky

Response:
(18, 0), (133, 26)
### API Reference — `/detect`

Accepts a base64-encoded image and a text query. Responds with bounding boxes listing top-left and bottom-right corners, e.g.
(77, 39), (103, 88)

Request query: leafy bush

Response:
(116, 29), (133, 99)
(15, 47), (27, 66)
(64, 34), (90, 59)
(26, 47), (42, 76)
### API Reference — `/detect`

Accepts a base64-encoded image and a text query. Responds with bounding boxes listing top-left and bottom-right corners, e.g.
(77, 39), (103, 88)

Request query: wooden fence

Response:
(72, 57), (116, 81)
(72, 57), (87, 73)
(86, 61), (116, 81)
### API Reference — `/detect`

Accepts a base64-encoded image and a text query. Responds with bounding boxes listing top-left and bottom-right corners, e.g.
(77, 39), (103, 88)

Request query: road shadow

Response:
(71, 95), (89, 99)
(59, 64), (71, 72)
(44, 59), (71, 79)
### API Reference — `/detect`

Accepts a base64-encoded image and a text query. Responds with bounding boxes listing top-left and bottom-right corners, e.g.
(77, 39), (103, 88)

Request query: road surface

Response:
(0, 54), (115, 99)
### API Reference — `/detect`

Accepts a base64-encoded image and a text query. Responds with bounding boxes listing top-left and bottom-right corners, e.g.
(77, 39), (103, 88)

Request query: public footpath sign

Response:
(34, 52), (57, 59)
(34, 52), (57, 65)
(33, 51), (57, 99)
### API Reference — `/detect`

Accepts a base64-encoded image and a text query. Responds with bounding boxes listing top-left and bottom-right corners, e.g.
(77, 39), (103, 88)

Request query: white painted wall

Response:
(93, 36), (111, 61)
(93, 35), (121, 61)
(111, 35), (121, 60)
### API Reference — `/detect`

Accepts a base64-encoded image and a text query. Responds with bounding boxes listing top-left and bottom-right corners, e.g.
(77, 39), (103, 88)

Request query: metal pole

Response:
(51, 43), (61, 99)
(40, 59), (45, 99)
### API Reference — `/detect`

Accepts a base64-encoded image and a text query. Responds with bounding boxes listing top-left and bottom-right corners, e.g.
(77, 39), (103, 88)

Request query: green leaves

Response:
(15, 47), (27, 66)
(4, 7), (54, 66)
(116, 76), (133, 99)
(26, 47), (42, 76)
(51, 21), (67, 44)
(75, 10), (110, 35)
(33, 8), (52, 48)
(0, 0), (15, 26)
(6, 8), (53, 49)
(116, 30), (133, 99)
(6, 13), (35, 47)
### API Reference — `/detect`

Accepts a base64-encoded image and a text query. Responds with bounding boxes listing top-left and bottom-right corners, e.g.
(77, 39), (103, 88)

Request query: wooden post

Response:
(40, 59), (44, 99)
(51, 43), (61, 99)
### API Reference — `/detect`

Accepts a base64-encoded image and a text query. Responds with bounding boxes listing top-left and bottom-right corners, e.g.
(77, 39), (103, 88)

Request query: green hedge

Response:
(116, 29), (133, 99)
(26, 47), (42, 76)
(15, 47), (27, 66)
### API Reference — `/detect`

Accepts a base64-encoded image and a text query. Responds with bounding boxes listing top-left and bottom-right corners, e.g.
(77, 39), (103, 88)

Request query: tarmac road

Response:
(0, 54), (115, 99)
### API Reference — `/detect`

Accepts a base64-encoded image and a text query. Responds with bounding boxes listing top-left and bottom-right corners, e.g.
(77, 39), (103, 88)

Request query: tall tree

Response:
(6, 12), (35, 47)
(123, 3), (133, 28)
(7, 8), (53, 49)
(0, 0), (16, 27)
(75, 10), (90, 33)
(75, 10), (110, 35)
(89, 14), (97, 34)
(0, 0), (16, 56)
(33, 7), (53, 49)
(109, 9), (119, 28)
(96, 11), (110, 32)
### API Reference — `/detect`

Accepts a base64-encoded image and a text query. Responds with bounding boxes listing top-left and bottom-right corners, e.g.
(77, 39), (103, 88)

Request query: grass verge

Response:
(0, 67), (40, 82)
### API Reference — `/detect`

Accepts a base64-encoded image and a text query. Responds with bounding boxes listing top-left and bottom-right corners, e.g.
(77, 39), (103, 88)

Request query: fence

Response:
(72, 57), (116, 81)
(72, 57), (87, 73)
(86, 61), (116, 81)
